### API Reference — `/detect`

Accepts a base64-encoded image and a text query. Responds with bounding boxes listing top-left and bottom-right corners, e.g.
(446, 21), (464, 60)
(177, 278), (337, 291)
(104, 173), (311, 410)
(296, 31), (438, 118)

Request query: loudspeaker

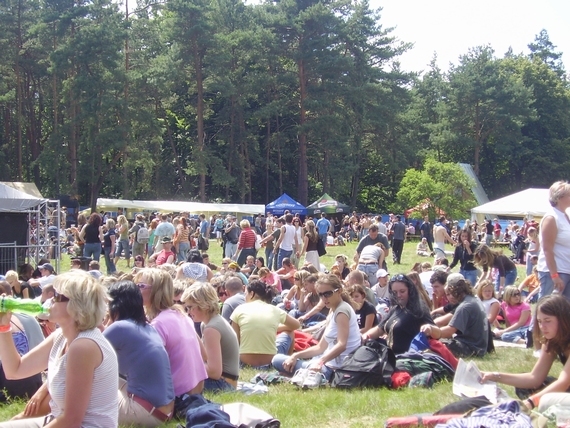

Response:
(0, 213), (28, 273)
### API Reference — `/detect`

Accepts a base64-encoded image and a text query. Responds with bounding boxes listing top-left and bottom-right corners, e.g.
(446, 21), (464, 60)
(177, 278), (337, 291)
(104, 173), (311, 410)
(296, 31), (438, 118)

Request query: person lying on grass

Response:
(480, 294), (570, 411)
(272, 274), (361, 382)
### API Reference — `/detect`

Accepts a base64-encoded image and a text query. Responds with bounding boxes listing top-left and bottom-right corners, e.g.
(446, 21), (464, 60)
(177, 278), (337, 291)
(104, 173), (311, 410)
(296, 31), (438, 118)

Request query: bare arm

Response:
(480, 345), (556, 390)
(0, 315), (54, 380)
(277, 314), (301, 333)
(45, 338), (104, 428)
(298, 300), (325, 322)
(201, 328), (223, 380)
(541, 216), (564, 291)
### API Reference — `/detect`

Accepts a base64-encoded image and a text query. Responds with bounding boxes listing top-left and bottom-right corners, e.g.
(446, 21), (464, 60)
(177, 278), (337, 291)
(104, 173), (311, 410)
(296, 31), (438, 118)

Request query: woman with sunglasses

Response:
(134, 269), (207, 400)
(231, 280), (300, 367)
(0, 270), (118, 427)
(493, 286), (531, 344)
(273, 274), (361, 382)
(181, 282), (240, 393)
(480, 295), (570, 411)
(362, 274), (433, 355)
(104, 280), (175, 426)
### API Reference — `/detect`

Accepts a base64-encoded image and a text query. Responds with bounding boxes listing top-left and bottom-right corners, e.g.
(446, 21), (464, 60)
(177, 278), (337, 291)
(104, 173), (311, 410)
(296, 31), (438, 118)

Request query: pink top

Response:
(156, 250), (175, 265)
(151, 309), (207, 396)
(261, 272), (282, 293)
(500, 301), (531, 327)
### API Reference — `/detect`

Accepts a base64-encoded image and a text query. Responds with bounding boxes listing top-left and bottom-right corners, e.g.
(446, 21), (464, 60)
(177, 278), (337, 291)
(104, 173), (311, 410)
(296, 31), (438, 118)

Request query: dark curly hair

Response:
(388, 274), (430, 317)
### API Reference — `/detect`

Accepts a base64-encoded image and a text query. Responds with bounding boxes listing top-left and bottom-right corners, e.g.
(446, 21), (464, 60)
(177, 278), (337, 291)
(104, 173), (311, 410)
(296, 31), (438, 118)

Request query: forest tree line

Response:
(1, 0), (569, 214)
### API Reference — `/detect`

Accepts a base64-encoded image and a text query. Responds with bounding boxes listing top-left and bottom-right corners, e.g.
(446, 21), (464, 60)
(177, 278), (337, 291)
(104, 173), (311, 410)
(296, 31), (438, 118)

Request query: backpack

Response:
(331, 340), (396, 389)
(136, 224), (150, 244)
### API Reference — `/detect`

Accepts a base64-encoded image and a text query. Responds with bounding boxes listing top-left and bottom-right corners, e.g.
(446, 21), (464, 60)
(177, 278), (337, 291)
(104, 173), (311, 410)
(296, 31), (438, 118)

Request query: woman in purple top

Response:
(134, 269), (207, 401)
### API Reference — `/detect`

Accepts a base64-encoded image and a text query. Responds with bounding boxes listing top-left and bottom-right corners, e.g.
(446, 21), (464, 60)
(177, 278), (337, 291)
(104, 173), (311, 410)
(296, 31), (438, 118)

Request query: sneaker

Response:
(290, 368), (309, 386)
(301, 371), (327, 389)
(533, 349), (541, 358)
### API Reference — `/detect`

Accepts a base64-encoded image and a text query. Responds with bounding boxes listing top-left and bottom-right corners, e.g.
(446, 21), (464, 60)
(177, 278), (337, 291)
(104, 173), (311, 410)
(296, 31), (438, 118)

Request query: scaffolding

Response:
(0, 199), (61, 273)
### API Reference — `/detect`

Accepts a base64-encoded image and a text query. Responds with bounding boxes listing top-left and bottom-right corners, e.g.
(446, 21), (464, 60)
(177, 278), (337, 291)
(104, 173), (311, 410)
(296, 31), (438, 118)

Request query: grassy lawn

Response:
(1, 239), (537, 426)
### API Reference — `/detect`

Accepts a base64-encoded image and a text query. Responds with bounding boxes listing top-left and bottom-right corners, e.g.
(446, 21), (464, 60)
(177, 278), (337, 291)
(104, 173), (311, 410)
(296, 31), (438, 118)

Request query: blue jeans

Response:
(225, 242), (238, 260)
(275, 332), (293, 355)
(318, 233), (328, 248)
(357, 263), (379, 286)
(494, 269), (517, 293)
(103, 247), (116, 274)
(115, 238), (130, 260)
(203, 377), (235, 393)
(460, 269), (478, 287)
(272, 355), (333, 382)
(501, 326), (529, 343)
(177, 241), (190, 263)
(83, 242), (101, 261)
(277, 249), (293, 269)
(265, 248), (274, 272)
(538, 271), (570, 300)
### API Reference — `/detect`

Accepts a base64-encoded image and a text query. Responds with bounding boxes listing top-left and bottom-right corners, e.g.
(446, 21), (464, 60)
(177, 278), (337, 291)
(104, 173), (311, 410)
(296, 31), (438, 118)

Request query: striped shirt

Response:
(238, 228), (256, 250)
(48, 328), (119, 427)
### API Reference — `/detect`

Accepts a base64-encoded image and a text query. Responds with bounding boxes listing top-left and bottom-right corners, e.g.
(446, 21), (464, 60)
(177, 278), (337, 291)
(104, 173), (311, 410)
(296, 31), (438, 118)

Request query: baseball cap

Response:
(376, 268), (389, 279)
(161, 236), (172, 243)
(38, 263), (55, 273)
(446, 273), (465, 287)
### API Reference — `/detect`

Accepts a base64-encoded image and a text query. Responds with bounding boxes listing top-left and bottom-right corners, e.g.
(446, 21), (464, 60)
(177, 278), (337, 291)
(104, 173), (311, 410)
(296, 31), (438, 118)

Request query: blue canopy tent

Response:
(266, 193), (307, 216)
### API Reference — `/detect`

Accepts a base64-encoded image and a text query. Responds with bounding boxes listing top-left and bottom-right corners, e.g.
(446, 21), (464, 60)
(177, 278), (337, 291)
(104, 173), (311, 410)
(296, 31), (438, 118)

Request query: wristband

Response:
(526, 398), (535, 409)
(493, 372), (500, 381)
(0, 324), (12, 334)
(530, 395), (540, 407)
(551, 273), (560, 279)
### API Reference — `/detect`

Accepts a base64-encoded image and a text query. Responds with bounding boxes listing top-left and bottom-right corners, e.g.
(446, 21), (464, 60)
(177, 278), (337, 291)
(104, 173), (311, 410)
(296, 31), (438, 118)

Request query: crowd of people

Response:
(2, 180), (570, 426)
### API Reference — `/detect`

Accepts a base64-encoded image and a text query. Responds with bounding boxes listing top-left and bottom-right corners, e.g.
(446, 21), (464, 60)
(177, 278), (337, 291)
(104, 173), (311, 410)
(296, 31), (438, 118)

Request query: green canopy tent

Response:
(306, 193), (351, 216)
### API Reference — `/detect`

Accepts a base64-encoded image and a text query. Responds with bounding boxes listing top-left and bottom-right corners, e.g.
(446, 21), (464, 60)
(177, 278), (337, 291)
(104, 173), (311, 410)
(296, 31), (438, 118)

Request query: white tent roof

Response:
(95, 198), (265, 216)
(471, 188), (550, 218)
(0, 182), (46, 212)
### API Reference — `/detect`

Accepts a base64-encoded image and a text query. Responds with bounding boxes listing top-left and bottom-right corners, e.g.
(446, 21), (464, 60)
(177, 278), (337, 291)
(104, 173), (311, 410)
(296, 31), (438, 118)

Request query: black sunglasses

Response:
(389, 274), (406, 283)
(318, 289), (338, 299)
(53, 290), (70, 303)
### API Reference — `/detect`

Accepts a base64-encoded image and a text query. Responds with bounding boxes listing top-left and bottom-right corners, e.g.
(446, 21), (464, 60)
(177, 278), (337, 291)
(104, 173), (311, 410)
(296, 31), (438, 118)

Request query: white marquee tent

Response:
(0, 182), (46, 212)
(471, 188), (549, 222)
(94, 198), (265, 217)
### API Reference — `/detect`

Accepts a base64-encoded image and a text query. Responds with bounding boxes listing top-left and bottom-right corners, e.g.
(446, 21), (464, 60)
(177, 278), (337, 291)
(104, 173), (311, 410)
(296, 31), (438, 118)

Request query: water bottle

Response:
(0, 297), (50, 317)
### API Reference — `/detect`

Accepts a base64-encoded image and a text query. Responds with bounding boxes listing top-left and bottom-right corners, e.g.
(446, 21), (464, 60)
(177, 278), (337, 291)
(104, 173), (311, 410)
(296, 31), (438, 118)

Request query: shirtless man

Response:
(433, 216), (455, 261)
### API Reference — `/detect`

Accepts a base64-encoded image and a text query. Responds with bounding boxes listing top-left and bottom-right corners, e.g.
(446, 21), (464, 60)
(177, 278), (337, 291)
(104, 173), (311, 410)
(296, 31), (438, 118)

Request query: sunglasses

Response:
(222, 262), (229, 265)
(512, 292), (521, 297)
(390, 274), (406, 283)
(53, 290), (70, 303)
(218, 292), (227, 297)
(136, 283), (152, 290)
(318, 289), (338, 299)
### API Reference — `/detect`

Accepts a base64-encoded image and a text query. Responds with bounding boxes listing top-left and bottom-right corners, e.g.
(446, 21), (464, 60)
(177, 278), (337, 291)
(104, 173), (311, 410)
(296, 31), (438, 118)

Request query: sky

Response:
(374, 0), (570, 74)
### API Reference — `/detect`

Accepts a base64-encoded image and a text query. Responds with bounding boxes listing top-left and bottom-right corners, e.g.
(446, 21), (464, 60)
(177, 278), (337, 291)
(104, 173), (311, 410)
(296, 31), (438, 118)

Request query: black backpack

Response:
(331, 340), (396, 389)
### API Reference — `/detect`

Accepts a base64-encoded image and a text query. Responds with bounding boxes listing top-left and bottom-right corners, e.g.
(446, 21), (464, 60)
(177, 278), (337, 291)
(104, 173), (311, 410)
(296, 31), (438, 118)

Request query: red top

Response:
(156, 250), (175, 265)
(238, 228), (256, 250)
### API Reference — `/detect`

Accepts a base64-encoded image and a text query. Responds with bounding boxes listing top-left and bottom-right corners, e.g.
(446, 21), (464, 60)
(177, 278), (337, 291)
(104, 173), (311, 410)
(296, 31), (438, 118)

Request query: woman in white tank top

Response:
(0, 271), (118, 428)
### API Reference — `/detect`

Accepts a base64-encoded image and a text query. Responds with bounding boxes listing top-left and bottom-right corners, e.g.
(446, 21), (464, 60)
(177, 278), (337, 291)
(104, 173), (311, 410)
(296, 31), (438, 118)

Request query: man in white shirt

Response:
(29, 263), (56, 292)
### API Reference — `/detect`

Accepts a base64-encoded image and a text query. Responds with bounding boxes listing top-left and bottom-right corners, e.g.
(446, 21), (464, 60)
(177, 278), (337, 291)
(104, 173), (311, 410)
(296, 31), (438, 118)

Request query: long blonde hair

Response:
(134, 268), (174, 320)
(305, 220), (318, 242)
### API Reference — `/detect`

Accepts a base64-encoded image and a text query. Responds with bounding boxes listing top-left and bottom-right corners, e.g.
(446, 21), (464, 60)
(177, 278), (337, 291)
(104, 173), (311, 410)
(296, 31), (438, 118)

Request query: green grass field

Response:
(0, 240), (539, 427)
